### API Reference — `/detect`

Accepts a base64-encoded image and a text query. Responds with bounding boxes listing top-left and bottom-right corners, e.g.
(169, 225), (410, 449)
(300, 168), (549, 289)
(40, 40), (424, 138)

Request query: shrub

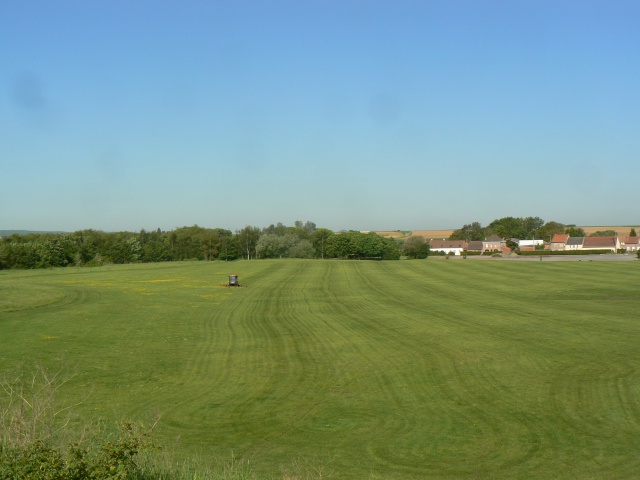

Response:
(518, 249), (613, 256)
(0, 363), (261, 480)
(0, 423), (153, 480)
(0, 363), (153, 479)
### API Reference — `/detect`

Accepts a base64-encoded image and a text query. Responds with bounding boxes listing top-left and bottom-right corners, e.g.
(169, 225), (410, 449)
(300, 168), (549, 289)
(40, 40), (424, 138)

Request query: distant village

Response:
(429, 234), (639, 256)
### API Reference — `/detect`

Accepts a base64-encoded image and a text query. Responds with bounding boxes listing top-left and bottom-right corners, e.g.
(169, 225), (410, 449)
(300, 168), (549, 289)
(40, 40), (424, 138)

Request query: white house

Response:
(621, 236), (639, 252)
(565, 237), (584, 251)
(429, 240), (467, 256)
(518, 239), (544, 250)
(582, 236), (620, 252)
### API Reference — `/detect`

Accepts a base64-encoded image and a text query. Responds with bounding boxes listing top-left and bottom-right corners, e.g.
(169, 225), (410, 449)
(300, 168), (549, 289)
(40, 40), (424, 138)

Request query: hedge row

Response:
(519, 249), (615, 256)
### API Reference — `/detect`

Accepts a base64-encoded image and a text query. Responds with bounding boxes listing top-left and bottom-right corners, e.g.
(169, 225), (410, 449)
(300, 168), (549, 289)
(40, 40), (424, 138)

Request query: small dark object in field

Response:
(222, 274), (247, 287)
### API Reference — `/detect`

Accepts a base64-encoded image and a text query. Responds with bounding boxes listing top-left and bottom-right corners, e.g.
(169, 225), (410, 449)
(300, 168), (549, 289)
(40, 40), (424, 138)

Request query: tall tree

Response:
(403, 236), (430, 259)
(488, 217), (526, 239)
(382, 238), (402, 260)
(450, 222), (485, 241)
(565, 226), (586, 237)
(538, 221), (565, 242)
(311, 228), (334, 259)
(218, 234), (238, 261)
(325, 233), (352, 259)
(290, 239), (314, 258)
(256, 233), (287, 258)
(522, 216), (545, 237)
(236, 226), (260, 260)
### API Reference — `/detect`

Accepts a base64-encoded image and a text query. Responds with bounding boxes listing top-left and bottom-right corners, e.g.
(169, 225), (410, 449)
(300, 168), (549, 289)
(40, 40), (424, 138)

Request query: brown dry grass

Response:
(579, 225), (638, 236)
(376, 229), (455, 239)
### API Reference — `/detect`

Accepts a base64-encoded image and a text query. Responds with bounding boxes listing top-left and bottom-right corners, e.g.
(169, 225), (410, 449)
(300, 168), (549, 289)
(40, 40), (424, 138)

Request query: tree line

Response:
(0, 221), (431, 269)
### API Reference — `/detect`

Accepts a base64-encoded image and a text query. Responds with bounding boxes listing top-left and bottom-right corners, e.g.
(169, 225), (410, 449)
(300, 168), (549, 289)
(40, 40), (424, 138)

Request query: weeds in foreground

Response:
(0, 364), (333, 479)
(0, 362), (88, 448)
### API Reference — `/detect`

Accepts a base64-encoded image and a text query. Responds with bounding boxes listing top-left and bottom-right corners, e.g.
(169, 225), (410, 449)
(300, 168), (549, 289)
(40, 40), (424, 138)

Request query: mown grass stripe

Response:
(2, 260), (640, 478)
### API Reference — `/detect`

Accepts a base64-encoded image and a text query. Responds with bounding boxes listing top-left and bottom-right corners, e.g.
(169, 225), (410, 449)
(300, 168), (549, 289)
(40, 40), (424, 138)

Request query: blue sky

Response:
(2, 1), (639, 232)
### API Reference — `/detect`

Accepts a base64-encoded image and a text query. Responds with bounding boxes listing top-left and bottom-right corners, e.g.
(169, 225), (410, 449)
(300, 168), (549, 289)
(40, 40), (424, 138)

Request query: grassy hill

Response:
(2, 260), (640, 478)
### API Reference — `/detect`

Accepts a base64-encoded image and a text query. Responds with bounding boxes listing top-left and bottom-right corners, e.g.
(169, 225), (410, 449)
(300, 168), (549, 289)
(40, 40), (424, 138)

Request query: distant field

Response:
(2, 260), (640, 479)
(580, 225), (638, 236)
(377, 229), (455, 239)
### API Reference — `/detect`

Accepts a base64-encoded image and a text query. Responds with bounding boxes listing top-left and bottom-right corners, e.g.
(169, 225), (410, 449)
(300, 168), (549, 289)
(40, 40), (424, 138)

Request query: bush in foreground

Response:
(0, 364), (324, 479)
(0, 422), (148, 479)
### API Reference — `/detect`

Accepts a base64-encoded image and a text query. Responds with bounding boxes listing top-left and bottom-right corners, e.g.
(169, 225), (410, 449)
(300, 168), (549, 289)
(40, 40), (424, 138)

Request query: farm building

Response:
(565, 237), (584, 250)
(621, 236), (639, 252)
(466, 241), (484, 253)
(550, 234), (569, 251)
(582, 236), (620, 252)
(482, 235), (505, 252)
(518, 239), (544, 250)
(429, 240), (467, 256)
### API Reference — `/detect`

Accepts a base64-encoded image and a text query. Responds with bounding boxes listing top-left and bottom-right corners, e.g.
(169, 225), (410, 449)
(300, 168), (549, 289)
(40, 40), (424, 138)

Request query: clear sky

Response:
(2, 1), (639, 233)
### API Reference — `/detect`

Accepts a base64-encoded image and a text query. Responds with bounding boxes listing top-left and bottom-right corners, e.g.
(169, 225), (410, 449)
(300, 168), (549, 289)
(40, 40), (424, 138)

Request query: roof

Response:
(429, 240), (467, 249)
(485, 234), (504, 242)
(467, 241), (484, 251)
(583, 236), (617, 248)
(551, 234), (569, 243)
(565, 237), (584, 246)
(623, 236), (639, 245)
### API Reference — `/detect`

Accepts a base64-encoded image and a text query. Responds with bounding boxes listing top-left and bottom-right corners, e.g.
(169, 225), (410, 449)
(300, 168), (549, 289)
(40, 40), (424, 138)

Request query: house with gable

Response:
(466, 241), (484, 253)
(565, 237), (584, 251)
(482, 235), (505, 253)
(466, 240), (482, 253)
(429, 239), (467, 256)
(621, 236), (639, 252)
(582, 236), (620, 252)
(550, 234), (569, 251)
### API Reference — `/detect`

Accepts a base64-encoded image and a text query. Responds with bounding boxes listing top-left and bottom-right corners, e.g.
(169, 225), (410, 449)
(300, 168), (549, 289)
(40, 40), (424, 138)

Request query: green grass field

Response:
(1, 259), (640, 479)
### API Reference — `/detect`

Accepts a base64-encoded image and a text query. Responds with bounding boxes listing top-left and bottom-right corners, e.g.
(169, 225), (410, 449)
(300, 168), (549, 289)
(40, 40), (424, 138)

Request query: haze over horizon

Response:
(2, 1), (639, 233)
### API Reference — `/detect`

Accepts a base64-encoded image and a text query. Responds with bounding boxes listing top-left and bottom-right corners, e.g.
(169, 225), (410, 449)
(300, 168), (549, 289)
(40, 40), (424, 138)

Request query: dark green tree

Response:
(403, 236), (430, 259)
(523, 216), (545, 236)
(303, 221), (317, 233)
(383, 238), (402, 260)
(588, 230), (616, 237)
(449, 222), (485, 241)
(325, 233), (352, 258)
(488, 217), (526, 239)
(236, 226), (261, 260)
(256, 233), (287, 258)
(139, 229), (170, 263)
(538, 221), (565, 242)
(565, 226), (586, 237)
(218, 234), (238, 261)
(290, 239), (314, 258)
(311, 228), (334, 259)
